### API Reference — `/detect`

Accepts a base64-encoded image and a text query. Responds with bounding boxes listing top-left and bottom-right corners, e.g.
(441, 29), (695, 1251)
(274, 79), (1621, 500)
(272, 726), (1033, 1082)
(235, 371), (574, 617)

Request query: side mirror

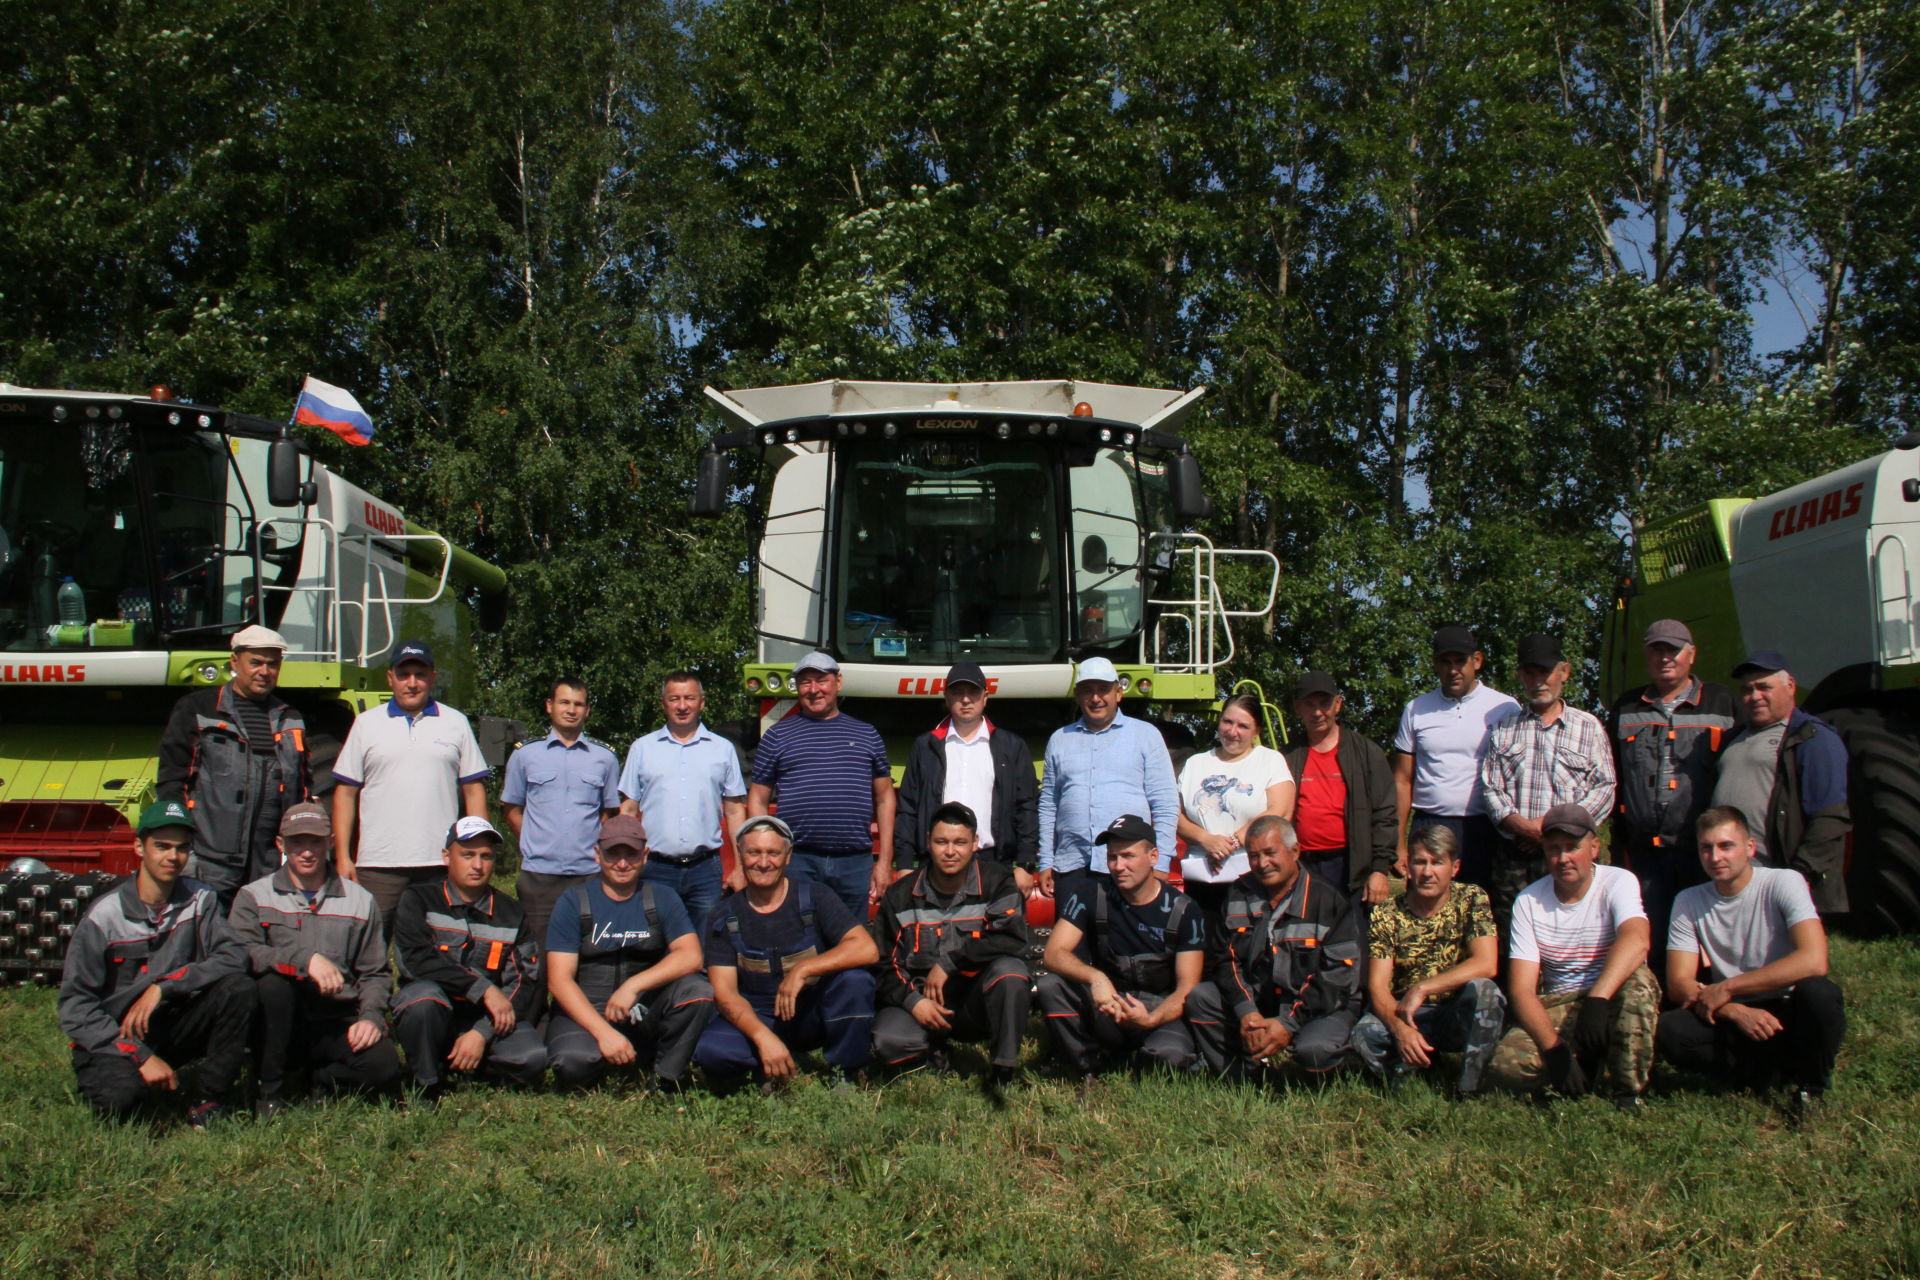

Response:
(690, 449), (730, 517)
(1170, 451), (1208, 520)
(1081, 535), (1109, 574)
(268, 436), (308, 507)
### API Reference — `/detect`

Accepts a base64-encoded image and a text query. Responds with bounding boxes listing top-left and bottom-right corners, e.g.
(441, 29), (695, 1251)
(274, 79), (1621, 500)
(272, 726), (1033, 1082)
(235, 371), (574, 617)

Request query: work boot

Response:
(254, 1097), (289, 1124)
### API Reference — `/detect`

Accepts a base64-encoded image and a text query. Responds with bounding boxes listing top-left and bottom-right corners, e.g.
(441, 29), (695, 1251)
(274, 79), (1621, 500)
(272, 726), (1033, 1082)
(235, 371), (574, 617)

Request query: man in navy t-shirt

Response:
(544, 815), (714, 1090)
(747, 651), (897, 915)
(695, 815), (879, 1090)
(1037, 814), (1209, 1076)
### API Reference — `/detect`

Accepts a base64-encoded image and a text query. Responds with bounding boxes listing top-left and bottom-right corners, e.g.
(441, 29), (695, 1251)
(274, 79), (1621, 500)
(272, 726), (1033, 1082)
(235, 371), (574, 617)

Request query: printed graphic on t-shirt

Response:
(1191, 773), (1256, 822)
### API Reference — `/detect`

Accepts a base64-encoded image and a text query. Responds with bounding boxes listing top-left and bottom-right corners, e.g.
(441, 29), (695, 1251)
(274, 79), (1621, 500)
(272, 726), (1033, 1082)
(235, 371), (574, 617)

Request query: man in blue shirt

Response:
(748, 651), (896, 916)
(502, 676), (622, 952)
(619, 671), (747, 930)
(1036, 657), (1180, 904)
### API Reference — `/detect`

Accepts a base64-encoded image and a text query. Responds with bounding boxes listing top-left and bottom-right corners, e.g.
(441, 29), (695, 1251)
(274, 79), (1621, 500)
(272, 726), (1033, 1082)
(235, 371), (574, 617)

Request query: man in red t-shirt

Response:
(1283, 672), (1399, 905)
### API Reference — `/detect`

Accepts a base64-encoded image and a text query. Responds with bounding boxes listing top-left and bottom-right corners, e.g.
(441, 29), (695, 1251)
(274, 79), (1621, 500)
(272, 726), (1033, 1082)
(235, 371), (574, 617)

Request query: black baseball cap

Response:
(390, 639), (435, 669)
(1295, 671), (1340, 699)
(1431, 625), (1478, 657)
(1516, 634), (1565, 667)
(945, 661), (987, 691)
(1732, 649), (1791, 679)
(1094, 814), (1156, 847)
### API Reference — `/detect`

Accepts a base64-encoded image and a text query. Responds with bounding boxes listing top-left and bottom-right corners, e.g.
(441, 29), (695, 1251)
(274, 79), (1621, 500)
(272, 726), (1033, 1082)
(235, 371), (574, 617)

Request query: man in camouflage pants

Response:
(1487, 804), (1659, 1109)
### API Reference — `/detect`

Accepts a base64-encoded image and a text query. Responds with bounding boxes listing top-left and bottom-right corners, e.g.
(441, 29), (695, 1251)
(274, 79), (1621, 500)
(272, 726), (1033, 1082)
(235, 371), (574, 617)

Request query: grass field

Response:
(3, 936), (1918, 1280)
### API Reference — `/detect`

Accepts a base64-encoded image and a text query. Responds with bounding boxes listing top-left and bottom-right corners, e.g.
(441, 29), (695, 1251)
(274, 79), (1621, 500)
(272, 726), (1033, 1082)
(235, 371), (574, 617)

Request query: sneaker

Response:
(254, 1097), (288, 1123)
(187, 1102), (225, 1131)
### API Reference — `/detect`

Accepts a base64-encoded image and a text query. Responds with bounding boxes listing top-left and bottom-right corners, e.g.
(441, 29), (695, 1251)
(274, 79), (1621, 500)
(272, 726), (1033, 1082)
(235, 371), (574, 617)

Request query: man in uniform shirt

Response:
(1659, 806), (1845, 1114)
(696, 815), (879, 1090)
(895, 662), (1040, 890)
(58, 800), (255, 1126)
(1607, 619), (1736, 966)
(1488, 805), (1660, 1107)
(228, 802), (399, 1116)
(390, 817), (547, 1099)
(1392, 626), (1519, 891)
(620, 671), (748, 930)
(1036, 815), (1207, 1077)
(1037, 657), (1179, 903)
(1481, 633), (1616, 928)
(501, 676), (622, 951)
(1284, 671), (1398, 907)
(156, 624), (311, 908)
(748, 651), (896, 916)
(1709, 651), (1851, 914)
(543, 815), (713, 1091)
(333, 640), (491, 941)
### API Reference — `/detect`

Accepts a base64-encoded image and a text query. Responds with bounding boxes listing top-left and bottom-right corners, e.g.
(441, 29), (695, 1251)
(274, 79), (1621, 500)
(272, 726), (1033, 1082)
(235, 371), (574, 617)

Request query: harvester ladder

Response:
(1141, 532), (1280, 675)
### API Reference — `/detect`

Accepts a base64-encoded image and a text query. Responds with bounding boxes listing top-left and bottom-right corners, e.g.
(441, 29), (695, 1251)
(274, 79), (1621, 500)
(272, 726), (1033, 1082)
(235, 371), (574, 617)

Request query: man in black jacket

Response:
(893, 663), (1039, 892)
(872, 802), (1032, 1085)
(155, 625), (311, 908)
(1284, 671), (1398, 906)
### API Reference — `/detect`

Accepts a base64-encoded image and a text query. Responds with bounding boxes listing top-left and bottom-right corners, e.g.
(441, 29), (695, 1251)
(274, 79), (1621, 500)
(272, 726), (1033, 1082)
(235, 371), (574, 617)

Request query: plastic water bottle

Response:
(57, 577), (85, 626)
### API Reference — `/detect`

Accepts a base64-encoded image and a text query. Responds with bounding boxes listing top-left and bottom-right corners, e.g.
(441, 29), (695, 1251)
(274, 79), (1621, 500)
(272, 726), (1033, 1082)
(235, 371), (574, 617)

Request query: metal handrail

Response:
(1141, 532), (1280, 674)
(355, 531), (453, 665)
(255, 516), (342, 664)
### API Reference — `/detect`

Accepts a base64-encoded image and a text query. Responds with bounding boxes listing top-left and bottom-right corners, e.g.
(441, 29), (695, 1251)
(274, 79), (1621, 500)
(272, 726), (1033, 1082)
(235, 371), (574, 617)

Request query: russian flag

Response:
(292, 376), (375, 447)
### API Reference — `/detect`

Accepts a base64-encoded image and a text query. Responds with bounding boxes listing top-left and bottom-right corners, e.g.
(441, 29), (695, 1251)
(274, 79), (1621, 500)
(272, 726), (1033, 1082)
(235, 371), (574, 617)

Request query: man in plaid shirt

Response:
(1481, 634), (1616, 931)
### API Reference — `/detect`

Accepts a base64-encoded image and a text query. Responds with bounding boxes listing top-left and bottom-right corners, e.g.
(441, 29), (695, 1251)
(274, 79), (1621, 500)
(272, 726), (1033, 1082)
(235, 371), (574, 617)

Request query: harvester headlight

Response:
(767, 673), (784, 692)
(197, 414), (211, 428)
(746, 677), (762, 693)
(107, 406), (122, 421)
(1027, 422), (1041, 436)
(761, 431), (776, 446)
(1046, 421), (1060, 437)
(50, 405), (67, 423)
(883, 421), (898, 439)
(1137, 678), (1152, 697)
(785, 428), (799, 442)
(167, 411), (182, 425)
(1098, 428), (1112, 443)
(196, 663), (222, 683)
(853, 422), (868, 436)
(1116, 674), (1132, 692)
(836, 421), (849, 437)
(85, 406), (101, 420)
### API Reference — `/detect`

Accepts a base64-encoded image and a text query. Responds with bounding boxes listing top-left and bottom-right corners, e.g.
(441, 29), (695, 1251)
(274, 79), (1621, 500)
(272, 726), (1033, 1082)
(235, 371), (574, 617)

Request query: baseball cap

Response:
(1732, 649), (1791, 680)
(1431, 625), (1479, 657)
(230, 624), (288, 653)
(390, 639), (435, 669)
(1075, 657), (1121, 686)
(1094, 814), (1156, 847)
(596, 813), (649, 853)
(1540, 804), (1596, 839)
(1644, 619), (1694, 648)
(945, 661), (987, 691)
(1516, 634), (1565, 667)
(792, 650), (840, 676)
(278, 802), (331, 837)
(735, 814), (794, 844)
(1295, 671), (1340, 699)
(137, 799), (193, 835)
(445, 815), (502, 845)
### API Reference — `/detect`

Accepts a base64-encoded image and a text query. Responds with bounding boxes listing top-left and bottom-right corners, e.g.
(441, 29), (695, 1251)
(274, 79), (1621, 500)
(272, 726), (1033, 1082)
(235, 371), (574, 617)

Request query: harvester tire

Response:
(1825, 706), (1920, 934)
(0, 869), (124, 984)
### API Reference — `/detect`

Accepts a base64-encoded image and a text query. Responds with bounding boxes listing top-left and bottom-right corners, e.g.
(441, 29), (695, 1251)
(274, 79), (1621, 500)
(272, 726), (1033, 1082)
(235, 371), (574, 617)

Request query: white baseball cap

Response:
(1075, 657), (1121, 686)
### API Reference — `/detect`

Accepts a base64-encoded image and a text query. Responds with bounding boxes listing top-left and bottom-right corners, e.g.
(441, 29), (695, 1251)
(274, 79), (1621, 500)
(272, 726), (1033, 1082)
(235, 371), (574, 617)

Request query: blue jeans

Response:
(695, 969), (877, 1075)
(642, 858), (726, 933)
(792, 851), (873, 918)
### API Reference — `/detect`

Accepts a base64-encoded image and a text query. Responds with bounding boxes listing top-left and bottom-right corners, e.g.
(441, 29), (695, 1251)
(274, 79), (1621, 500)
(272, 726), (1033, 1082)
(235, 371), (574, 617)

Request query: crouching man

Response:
(872, 802), (1032, 1086)
(58, 800), (256, 1127)
(391, 817), (546, 1100)
(1037, 815), (1206, 1077)
(228, 802), (399, 1116)
(1658, 806), (1845, 1116)
(1189, 816), (1363, 1078)
(1352, 823), (1505, 1094)
(545, 815), (714, 1091)
(696, 815), (879, 1090)
(1488, 804), (1660, 1108)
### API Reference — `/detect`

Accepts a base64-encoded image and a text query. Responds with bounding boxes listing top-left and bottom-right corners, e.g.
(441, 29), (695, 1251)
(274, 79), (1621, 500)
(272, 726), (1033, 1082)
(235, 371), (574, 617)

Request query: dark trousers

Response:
(1411, 812), (1499, 893)
(643, 857), (726, 934)
(390, 981), (548, 1089)
(357, 867), (446, 947)
(696, 968), (877, 1075)
(871, 955), (1032, 1070)
(252, 973), (400, 1098)
(1050, 868), (1109, 917)
(1621, 831), (1703, 970)
(72, 972), (257, 1118)
(516, 870), (593, 956)
(1035, 973), (1196, 1072)
(792, 851), (874, 918)
(546, 973), (716, 1086)
(1488, 836), (1546, 937)
(1656, 976), (1846, 1093)
(1186, 978), (1356, 1075)
(1181, 879), (1232, 926)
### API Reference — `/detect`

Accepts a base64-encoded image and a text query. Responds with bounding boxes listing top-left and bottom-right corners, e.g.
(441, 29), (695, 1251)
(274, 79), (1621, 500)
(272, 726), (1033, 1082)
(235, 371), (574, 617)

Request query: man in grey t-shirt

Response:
(1657, 806), (1844, 1112)
(1710, 721), (1788, 859)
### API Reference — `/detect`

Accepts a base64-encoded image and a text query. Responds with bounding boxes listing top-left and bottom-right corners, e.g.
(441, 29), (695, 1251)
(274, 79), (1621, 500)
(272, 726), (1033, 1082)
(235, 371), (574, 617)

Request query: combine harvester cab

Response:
(1602, 434), (1920, 931)
(691, 379), (1280, 933)
(0, 384), (510, 980)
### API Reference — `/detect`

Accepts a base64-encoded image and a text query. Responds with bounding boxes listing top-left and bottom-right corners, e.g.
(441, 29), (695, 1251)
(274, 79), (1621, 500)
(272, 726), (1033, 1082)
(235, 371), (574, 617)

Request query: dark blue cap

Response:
(1732, 649), (1791, 679)
(945, 661), (987, 691)
(390, 639), (435, 669)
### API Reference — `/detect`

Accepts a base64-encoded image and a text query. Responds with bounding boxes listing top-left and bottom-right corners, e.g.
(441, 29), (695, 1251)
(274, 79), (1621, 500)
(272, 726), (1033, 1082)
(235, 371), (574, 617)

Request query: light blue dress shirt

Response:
(619, 724), (747, 857)
(1038, 708), (1180, 873)
(500, 732), (621, 876)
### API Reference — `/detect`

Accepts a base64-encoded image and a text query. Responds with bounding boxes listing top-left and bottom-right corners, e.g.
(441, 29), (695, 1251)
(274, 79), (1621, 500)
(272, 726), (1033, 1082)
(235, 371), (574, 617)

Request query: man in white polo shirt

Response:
(1488, 804), (1660, 1108)
(1392, 625), (1520, 891)
(332, 640), (491, 940)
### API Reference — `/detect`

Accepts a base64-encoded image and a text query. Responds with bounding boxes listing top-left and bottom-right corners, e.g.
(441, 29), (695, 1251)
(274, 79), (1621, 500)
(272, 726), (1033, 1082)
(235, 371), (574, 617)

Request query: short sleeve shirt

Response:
(1293, 744), (1348, 853)
(546, 879), (694, 962)
(1368, 884), (1496, 998)
(1508, 864), (1647, 995)
(1668, 866), (1818, 999)
(1393, 683), (1520, 817)
(500, 733), (621, 876)
(703, 881), (862, 971)
(1176, 745), (1292, 884)
(1058, 880), (1206, 962)
(1710, 723), (1789, 858)
(750, 711), (890, 854)
(619, 725), (747, 857)
(333, 700), (489, 869)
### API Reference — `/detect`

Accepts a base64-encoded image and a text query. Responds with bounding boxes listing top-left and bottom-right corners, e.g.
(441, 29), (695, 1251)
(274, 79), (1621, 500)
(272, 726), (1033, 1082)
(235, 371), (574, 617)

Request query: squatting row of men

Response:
(58, 621), (1847, 1121)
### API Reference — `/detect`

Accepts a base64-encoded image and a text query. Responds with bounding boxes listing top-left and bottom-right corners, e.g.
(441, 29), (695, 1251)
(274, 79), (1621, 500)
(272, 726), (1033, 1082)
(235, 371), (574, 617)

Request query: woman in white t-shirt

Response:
(1176, 694), (1296, 917)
